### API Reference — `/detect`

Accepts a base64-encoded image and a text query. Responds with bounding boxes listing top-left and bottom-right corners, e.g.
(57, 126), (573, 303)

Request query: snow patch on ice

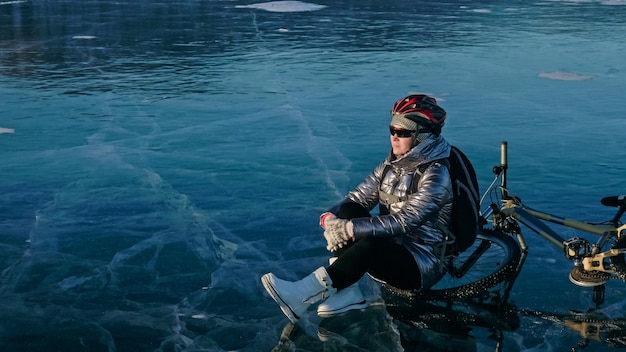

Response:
(600, 0), (626, 5)
(538, 71), (593, 81)
(546, 0), (626, 5)
(236, 1), (327, 12)
(0, 1), (28, 5)
(72, 35), (97, 40)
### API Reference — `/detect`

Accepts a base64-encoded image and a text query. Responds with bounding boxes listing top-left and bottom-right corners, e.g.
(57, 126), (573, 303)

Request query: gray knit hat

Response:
(390, 113), (418, 131)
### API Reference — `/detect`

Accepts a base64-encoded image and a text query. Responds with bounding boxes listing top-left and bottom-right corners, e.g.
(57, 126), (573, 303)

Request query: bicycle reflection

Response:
(384, 290), (520, 352)
(272, 291), (626, 351)
(521, 308), (626, 351)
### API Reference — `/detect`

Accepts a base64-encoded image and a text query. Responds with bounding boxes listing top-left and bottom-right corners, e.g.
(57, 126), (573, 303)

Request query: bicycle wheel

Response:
(385, 228), (522, 301)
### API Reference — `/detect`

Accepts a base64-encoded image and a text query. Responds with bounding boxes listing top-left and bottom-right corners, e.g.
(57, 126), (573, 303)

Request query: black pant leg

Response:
(327, 237), (422, 291)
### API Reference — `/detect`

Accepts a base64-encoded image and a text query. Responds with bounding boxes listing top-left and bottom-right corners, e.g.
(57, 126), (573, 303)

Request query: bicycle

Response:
(383, 141), (626, 305)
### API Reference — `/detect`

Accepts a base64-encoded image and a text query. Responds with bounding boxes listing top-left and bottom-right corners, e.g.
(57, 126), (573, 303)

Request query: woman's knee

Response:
(334, 236), (387, 257)
(354, 236), (390, 251)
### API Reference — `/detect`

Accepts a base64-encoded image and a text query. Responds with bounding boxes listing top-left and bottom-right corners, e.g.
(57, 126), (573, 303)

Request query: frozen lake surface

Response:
(1, 0), (626, 351)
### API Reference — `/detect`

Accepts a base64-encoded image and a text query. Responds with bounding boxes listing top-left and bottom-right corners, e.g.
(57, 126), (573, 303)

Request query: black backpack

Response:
(444, 146), (480, 255)
(379, 145), (480, 255)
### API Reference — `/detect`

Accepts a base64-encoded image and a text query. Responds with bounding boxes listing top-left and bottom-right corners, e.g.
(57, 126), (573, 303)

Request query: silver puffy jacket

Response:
(340, 135), (453, 289)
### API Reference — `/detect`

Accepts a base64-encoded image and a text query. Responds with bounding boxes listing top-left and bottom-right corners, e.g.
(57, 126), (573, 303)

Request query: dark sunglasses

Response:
(389, 126), (415, 138)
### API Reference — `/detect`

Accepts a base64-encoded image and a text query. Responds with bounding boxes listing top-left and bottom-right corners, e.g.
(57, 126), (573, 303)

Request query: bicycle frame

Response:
(484, 141), (626, 275)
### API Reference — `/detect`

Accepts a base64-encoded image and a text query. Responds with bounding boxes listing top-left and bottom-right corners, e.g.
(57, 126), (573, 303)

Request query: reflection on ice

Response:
(235, 1), (327, 13)
(270, 291), (521, 351)
(521, 305), (626, 350)
(272, 302), (405, 352)
(265, 277), (626, 351)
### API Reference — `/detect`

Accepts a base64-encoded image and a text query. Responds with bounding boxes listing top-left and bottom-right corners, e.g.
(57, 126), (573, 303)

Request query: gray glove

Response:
(323, 216), (354, 252)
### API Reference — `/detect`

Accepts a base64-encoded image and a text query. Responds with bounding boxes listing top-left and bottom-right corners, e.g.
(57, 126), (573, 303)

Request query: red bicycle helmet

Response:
(391, 94), (446, 135)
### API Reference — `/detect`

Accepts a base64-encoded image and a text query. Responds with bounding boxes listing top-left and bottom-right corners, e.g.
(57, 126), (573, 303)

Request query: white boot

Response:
(317, 257), (369, 318)
(262, 266), (336, 323)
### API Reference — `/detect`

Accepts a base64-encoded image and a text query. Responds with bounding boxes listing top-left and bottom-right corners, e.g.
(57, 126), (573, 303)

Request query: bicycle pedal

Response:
(569, 266), (610, 287)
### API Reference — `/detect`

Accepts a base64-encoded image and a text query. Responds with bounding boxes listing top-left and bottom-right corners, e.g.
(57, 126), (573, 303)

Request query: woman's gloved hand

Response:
(323, 216), (354, 252)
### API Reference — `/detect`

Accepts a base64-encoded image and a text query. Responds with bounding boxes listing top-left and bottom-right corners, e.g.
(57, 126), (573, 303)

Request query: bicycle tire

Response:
(384, 228), (522, 301)
(610, 235), (626, 281)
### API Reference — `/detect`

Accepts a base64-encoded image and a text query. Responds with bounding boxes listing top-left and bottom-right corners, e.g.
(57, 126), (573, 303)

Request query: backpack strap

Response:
(377, 164), (395, 206)
(378, 160), (441, 206)
(409, 158), (449, 193)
